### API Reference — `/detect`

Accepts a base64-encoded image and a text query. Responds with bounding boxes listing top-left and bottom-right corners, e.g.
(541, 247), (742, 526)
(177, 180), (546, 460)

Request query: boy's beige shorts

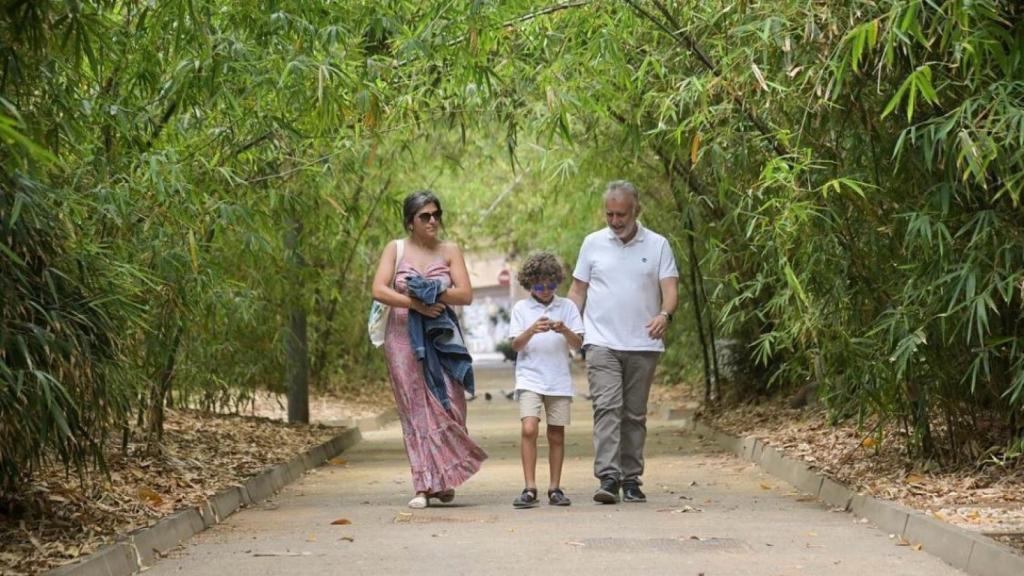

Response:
(517, 390), (572, 426)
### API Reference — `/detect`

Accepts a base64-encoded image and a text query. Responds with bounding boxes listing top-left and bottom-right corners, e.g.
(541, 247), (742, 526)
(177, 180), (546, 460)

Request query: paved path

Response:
(150, 362), (964, 575)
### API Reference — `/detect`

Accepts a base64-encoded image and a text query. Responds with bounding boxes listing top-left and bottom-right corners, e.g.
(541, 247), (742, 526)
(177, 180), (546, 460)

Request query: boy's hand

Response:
(549, 320), (565, 334)
(531, 316), (552, 334)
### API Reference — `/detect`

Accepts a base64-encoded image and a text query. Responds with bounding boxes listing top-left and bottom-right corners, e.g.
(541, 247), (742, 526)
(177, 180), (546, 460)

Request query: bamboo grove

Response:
(1, 1), (1022, 494)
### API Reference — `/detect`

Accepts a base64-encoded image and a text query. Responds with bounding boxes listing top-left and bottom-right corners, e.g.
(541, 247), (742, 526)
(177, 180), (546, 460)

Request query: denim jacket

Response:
(405, 275), (475, 409)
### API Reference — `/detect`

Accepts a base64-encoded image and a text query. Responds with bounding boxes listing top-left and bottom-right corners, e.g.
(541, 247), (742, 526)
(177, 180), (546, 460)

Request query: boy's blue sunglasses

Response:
(532, 282), (558, 292)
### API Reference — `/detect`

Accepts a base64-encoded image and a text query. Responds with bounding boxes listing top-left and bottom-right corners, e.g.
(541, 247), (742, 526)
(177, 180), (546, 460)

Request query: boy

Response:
(508, 252), (584, 508)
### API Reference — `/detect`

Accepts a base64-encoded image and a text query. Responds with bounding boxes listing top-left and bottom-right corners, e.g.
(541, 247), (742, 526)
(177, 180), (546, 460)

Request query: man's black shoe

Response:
(593, 477), (620, 504)
(622, 481), (646, 503)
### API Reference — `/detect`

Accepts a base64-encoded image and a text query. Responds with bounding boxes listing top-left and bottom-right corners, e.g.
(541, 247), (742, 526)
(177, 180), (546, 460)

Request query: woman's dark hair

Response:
(403, 190), (442, 231)
(518, 251), (565, 289)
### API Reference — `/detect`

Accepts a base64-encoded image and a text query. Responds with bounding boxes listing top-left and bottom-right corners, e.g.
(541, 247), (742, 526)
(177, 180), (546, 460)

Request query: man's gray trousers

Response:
(585, 345), (661, 482)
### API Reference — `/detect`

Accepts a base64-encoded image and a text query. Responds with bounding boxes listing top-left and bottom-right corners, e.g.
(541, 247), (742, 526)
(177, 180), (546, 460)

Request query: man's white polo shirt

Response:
(572, 223), (678, 352)
(508, 295), (584, 396)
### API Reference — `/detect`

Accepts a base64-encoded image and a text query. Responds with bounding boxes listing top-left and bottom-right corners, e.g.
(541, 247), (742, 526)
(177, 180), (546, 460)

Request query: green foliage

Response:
(494, 339), (517, 363)
(435, 0), (1024, 462)
(0, 0), (498, 487)
(2, 0), (1022, 492)
(1, 174), (143, 490)
(579, 0), (1024, 462)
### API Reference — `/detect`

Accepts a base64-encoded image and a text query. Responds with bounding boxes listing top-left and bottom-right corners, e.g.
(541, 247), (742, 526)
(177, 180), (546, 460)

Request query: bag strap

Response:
(391, 239), (404, 288)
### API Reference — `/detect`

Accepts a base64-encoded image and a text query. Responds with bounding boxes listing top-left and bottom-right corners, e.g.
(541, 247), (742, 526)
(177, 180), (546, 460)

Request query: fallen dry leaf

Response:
(657, 505), (702, 513)
(330, 518), (352, 525)
(327, 457), (348, 466)
(136, 487), (164, 507)
(751, 63), (768, 91)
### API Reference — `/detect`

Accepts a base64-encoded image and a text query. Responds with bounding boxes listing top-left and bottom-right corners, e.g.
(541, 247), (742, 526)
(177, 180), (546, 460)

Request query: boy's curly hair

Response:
(518, 251), (565, 289)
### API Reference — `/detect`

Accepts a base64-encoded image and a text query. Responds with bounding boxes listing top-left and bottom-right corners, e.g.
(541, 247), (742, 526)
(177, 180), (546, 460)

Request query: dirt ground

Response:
(247, 387), (395, 423)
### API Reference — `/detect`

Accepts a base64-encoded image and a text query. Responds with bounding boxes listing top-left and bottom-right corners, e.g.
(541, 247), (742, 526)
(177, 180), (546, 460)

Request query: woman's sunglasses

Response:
(416, 209), (443, 223)
(531, 282), (558, 292)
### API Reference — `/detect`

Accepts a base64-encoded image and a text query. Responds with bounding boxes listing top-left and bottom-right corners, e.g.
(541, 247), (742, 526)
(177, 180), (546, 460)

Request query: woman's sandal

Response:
(433, 489), (455, 504)
(408, 494), (429, 509)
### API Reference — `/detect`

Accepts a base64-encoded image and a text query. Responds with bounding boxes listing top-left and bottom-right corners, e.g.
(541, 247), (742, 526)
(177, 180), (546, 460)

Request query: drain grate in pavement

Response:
(576, 536), (749, 553)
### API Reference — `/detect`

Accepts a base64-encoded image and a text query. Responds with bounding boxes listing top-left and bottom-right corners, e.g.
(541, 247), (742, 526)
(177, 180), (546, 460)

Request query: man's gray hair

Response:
(603, 180), (640, 208)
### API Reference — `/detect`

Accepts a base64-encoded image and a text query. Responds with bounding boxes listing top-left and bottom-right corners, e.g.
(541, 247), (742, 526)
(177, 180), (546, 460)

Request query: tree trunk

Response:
(145, 323), (182, 454)
(286, 306), (309, 423)
(689, 214), (721, 402)
(285, 218), (309, 423)
(685, 224), (713, 404)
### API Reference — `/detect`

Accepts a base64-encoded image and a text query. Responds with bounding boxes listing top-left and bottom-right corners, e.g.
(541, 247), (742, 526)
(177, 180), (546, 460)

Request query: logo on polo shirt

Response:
(641, 257), (648, 263)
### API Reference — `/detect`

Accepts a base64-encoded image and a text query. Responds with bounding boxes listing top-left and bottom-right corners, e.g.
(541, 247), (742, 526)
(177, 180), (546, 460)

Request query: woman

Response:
(371, 190), (487, 508)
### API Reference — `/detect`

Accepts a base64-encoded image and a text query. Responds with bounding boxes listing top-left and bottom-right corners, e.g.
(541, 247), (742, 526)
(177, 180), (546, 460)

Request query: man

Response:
(568, 180), (679, 504)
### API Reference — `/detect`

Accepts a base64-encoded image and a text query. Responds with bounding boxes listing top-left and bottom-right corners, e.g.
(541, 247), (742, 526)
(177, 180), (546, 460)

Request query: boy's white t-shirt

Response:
(508, 295), (584, 397)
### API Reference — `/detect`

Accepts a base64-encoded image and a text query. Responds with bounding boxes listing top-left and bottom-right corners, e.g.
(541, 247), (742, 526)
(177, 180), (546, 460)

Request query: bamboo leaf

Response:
(881, 76), (911, 119)
(188, 230), (199, 273)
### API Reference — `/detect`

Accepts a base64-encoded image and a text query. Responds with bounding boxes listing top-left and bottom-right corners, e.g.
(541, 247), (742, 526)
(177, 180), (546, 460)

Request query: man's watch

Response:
(659, 311), (673, 322)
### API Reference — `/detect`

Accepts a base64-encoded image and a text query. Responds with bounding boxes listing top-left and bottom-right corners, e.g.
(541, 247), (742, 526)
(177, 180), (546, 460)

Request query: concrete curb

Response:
(47, 420), (368, 576)
(660, 408), (1024, 576)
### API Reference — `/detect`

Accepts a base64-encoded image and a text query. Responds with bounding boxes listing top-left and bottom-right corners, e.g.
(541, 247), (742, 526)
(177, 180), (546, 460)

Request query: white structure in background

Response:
(461, 251), (525, 356)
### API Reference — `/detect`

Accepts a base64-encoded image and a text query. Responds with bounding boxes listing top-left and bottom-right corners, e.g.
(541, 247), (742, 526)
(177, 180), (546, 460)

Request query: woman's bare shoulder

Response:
(439, 241), (463, 257)
(380, 238), (404, 261)
(435, 242), (462, 269)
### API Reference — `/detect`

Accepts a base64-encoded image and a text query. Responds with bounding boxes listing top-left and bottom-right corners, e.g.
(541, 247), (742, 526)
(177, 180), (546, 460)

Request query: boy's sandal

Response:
(548, 488), (572, 506)
(408, 494), (428, 509)
(512, 487), (539, 509)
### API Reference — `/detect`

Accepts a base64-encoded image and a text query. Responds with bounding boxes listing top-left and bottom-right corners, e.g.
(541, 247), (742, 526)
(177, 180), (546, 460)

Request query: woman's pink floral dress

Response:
(383, 259), (487, 494)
